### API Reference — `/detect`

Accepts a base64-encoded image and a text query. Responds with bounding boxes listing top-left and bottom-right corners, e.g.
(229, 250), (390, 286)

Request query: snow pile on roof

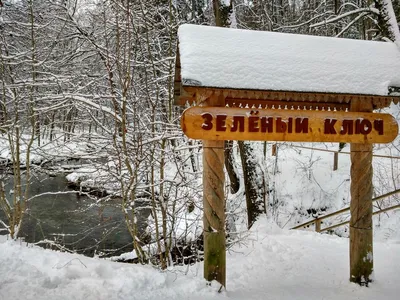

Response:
(178, 24), (400, 96)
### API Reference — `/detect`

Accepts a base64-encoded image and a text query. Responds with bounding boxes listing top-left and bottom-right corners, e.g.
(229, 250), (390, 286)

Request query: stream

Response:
(0, 171), (148, 257)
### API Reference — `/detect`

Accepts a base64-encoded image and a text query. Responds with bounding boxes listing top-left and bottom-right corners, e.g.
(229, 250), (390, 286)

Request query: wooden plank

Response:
(174, 86), (196, 106)
(181, 106), (398, 143)
(174, 86), (400, 109)
(225, 98), (350, 111)
(299, 203), (400, 233)
(320, 203), (400, 232)
(292, 188), (400, 230)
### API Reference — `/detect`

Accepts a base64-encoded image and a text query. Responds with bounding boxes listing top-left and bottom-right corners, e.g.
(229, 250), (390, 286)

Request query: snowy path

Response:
(1, 218), (399, 300)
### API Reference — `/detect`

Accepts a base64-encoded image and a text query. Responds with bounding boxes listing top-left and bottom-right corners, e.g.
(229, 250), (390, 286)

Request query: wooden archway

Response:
(174, 24), (400, 288)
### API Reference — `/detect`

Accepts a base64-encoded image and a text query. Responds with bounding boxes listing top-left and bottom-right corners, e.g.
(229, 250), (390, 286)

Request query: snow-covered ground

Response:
(1, 217), (400, 300)
(1, 99), (399, 300)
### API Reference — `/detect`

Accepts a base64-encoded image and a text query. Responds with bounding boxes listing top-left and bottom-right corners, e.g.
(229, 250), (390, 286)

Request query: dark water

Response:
(0, 173), (141, 257)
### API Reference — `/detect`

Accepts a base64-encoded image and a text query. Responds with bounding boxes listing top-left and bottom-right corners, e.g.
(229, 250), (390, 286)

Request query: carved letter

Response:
(260, 117), (273, 133)
(201, 113), (213, 130)
(295, 118), (308, 133)
(216, 114), (227, 131)
(288, 118), (293, 133)
(360, 119), (372, 135)
(231, 116), (245, 132)
(248, 116), (260, 132)
(276, 118), (287, 133)
(324, 119), (337, 134)
(340, 120), (353, 135)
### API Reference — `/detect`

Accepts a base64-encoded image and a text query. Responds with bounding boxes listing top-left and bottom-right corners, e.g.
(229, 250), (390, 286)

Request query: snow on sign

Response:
(181, 107), (399, 143)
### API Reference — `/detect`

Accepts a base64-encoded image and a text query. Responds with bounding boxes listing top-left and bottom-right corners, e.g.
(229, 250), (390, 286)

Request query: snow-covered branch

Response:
(310, 7), (379, 28)
(335, 12), (370, 37)
(68, 95), (122, 123)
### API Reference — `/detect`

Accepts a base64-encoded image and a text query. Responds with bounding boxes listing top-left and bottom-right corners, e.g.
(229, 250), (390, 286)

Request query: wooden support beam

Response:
(333, 152), (338, 171)
(315, 218), (321, 233)
(349, 98), (373, 285)
(272, 144), (277, 156)
(202, 94), (226, 288)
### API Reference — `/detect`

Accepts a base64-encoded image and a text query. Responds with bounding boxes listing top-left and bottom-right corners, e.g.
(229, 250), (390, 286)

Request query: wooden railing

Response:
(292, 189), (400, 232)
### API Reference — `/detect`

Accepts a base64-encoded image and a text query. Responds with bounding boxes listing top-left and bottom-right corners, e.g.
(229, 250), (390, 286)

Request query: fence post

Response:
(272, 143), (277, 156)
(315, 218), (321, 232)
(333, 152), (338, 171)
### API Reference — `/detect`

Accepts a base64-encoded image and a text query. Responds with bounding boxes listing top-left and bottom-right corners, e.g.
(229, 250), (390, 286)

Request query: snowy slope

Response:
(1, 217), (399, 300)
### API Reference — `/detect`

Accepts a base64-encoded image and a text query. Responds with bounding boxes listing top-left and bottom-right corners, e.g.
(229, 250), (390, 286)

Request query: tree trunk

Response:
(239, 141), (266, 229)
(374, 0), (400, 42)
(224, 141), (240, 194)
(213, 0), (266, 228)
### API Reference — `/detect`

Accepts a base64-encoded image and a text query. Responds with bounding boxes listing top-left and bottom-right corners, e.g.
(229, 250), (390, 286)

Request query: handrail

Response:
(291, 188), (400, 232)
(289, 145), (400, 160)
(320, 203), (400, 232)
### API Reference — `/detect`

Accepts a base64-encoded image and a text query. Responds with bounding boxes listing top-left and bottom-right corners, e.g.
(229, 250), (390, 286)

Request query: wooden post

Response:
(349, 99), (373, 285)
(315, 218), (321, 233)
(333, 152), (338, 171)
(202, 94), (226, 288)
(272, 143), (277, 156)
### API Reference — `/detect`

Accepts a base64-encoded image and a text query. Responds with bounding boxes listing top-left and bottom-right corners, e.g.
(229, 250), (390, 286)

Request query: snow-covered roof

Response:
(177, 24), (400, 97)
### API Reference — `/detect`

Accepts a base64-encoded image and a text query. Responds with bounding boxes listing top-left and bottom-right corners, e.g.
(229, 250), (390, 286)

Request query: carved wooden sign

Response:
(181, 107), (398, 143)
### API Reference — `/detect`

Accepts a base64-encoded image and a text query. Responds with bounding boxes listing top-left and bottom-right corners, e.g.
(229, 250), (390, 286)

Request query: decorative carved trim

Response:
(173, 84), (399, 109)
